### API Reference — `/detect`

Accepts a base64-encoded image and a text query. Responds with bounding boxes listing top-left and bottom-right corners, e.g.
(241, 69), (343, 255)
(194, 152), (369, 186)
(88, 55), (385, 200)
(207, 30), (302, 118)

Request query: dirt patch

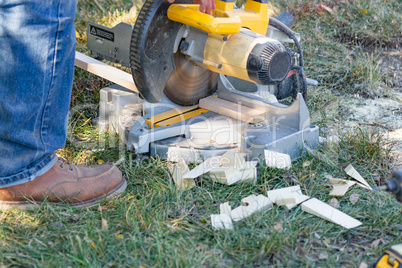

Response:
(334, 33), (401, 51)
(341, 95), (402, 130)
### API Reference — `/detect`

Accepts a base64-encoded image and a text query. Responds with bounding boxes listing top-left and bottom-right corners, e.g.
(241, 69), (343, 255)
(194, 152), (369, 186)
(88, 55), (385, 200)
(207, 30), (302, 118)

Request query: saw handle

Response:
(168, 4), (241, 34)
(167, 0), (269, 35)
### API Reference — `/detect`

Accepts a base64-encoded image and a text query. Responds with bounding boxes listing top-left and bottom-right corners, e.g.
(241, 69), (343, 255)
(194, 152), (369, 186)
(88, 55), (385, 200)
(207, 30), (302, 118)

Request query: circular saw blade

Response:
(164, 52), (218, 106)
(130, 0), (189, 104)
(130, 0), (217, 105)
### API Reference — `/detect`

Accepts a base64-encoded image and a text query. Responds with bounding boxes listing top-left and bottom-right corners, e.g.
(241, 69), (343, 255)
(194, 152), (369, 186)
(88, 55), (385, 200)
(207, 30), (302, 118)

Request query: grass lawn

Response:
(1, 0), (401, 266)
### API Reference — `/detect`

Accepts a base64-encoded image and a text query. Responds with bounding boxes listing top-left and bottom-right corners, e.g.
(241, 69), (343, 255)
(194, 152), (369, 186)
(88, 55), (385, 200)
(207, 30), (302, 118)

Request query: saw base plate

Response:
(96, 75), (319, 163)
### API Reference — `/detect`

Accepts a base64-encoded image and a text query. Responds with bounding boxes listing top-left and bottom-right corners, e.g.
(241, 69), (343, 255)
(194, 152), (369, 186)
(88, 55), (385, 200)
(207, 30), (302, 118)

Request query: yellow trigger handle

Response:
(167, 3), (241, 34)
(167, 0), (270, 35)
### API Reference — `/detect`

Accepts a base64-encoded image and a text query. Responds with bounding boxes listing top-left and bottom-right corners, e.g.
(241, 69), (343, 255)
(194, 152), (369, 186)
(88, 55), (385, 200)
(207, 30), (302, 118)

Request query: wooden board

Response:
(75, 52), (138, 93)
(301, 198), (362, 229)
(199, 96), (265, 124)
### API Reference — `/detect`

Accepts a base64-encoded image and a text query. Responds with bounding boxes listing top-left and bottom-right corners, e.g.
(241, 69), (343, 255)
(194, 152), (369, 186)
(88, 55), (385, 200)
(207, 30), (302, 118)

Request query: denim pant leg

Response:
(0, 0), (77, 188)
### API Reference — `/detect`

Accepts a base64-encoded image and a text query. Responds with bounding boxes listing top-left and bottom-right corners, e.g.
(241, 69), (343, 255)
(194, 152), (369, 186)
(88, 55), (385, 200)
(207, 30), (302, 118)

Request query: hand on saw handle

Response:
(167, 0), (216, 15)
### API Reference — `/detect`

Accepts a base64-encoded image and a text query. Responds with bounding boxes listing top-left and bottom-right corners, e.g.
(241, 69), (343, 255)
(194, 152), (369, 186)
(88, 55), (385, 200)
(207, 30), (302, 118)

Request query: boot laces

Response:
(59, 158), (74, 171)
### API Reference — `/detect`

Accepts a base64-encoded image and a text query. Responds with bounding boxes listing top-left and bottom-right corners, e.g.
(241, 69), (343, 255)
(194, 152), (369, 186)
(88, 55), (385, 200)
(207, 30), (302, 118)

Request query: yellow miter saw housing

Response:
(87, 0), (319, 162)
(130, 0), (301, 105)
(168, 0), (290, 85)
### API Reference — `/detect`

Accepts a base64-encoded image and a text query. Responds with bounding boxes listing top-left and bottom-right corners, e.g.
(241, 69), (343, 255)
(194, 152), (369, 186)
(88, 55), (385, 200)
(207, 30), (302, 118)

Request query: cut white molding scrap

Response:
(266, 185), (309, 209)
(284, 194), (309, 209)
(236, 161), (258, 184)
(211, 214), (233, 230)
(230, 194), (273, 222)
(344, 164), (372, 190)
(203, 167), (243, 185)
(183, 148), (255, 185)
(241, 194), (272, 209)
(267, 185), (301, 203)
(183, 149), (245, 180)
(203, 166), (239, 185)
(169, 160), (195, 189)
(329, 178), (356, 196)
(329, 184), (354, 197)
(183, 155), (223, 179)
(220, 202), (231, 215)
(330, 178), (354, 184)
(276, 197), (296, 206)
(202, 166), (246, 185)
(264, 150), (291, 170)
(238, 168), (257, 184)
(301, 198), (362, 229)
(354, 181), (373, 190)
(220, 152), (246, 168)
(203, 161), (257, 185)
(229, 206), (249, 222)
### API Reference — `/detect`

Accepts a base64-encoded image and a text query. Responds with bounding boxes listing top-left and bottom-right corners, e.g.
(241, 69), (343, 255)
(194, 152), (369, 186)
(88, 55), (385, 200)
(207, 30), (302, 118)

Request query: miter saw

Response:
(87, 0), (319, 163)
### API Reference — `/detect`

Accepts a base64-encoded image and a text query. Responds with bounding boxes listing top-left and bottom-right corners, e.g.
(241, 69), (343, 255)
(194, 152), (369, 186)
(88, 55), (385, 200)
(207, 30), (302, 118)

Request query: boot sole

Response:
(0, 178), (127, 210)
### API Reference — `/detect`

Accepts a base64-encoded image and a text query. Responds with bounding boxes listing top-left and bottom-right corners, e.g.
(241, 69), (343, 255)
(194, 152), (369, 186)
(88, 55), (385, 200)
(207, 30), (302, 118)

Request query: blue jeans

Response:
(0, 0), (77, 188)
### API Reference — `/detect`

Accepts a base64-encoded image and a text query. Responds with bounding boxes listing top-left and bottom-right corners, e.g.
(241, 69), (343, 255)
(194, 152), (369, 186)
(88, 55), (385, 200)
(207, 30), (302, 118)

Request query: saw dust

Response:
(335, 95), (402, 167)
(341, 95), (402, 131)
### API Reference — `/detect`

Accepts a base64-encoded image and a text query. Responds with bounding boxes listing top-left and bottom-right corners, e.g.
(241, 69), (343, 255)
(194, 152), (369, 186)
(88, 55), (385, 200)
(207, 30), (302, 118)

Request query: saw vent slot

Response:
(257, 43), (291, 85)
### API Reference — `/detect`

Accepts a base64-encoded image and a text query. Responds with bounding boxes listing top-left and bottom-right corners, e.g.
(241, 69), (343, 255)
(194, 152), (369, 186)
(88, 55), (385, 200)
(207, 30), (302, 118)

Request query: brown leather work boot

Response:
(0, 158), (127, 210)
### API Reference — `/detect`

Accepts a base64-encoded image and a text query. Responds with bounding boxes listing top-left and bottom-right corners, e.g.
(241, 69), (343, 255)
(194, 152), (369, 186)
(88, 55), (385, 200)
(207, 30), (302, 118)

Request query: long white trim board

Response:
(74, 52), (138, 93)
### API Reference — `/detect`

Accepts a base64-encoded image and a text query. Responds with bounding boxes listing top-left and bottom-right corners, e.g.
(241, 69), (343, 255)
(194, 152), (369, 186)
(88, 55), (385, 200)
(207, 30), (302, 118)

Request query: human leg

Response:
(0, 0), (77, 187)
(0, 0), (126, 208)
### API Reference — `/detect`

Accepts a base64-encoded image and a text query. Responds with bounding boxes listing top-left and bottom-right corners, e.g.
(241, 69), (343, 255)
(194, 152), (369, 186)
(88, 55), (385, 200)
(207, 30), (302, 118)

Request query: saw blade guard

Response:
(130, 0), (190, 104)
